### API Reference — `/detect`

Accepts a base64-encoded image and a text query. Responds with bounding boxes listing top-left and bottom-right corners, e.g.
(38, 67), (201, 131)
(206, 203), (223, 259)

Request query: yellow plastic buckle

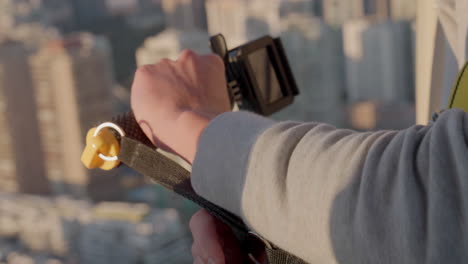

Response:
(81, 122), (124, 171)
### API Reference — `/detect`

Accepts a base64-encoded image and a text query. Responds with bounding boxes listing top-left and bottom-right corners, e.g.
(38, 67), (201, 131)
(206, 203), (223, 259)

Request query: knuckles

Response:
(134, 64), (155, 80)
(178, 49), (197, 62)
(135, 57), (175, 78)
(134, 60), (169, 81)
(135, 51), (223, 82)
(158, 58), (173, 65)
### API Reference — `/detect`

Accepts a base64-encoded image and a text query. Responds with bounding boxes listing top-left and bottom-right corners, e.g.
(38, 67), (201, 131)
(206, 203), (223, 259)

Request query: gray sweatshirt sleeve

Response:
(191, 109), (468, 264)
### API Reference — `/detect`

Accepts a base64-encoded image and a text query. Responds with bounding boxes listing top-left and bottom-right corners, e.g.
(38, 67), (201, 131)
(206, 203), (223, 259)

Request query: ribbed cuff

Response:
(191, 111), (275, 218)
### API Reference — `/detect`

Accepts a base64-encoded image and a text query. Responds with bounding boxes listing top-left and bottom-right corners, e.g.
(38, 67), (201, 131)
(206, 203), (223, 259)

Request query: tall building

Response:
(343, 19), (414, 102)
(0, 41), (50, 194)
(275, 14), (345, 126)
(0, 0), (73, 33)
(0, 0), (14, 34)
(343, 18), (373, 102)
(71, 0), (108, 26)
(0, 0), (43, 34)
(205, 0), (249, 47)
(161, 0), (207, 31)
(279, 0), (323, 18)
(136, 29), (210, 66)
(105, 0), (139, 16)
(363, 0), (416, 21)
(367, 0), (392, 20)
(40, 0), (75, 30)
(0, 194), (192, 263)
(363, 21), (414, 101)
(7, 23), (60, 50)
(322, 0), (365, 26)
(205, 0), (283, 47)
(389, 0), (416, 21)
(30, 33), (124, 200)
(246, 0), (283, 40)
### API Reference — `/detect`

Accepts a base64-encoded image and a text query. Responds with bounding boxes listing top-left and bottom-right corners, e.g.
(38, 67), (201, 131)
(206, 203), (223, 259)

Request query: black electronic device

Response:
(210, 34), (299, 116)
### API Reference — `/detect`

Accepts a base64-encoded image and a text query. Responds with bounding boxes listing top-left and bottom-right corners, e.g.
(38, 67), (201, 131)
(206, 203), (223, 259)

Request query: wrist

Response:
(173, 111), (211, 164)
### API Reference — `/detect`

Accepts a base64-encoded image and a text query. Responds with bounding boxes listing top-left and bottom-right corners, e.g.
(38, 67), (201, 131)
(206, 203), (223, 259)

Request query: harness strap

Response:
(266, 248), (311, 264)
(119, 137), (249, 233)
(448, 62), (468, 111)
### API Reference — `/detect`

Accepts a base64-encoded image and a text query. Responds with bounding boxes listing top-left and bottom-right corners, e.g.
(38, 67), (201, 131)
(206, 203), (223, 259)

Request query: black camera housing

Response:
(210, 34), (299, 116)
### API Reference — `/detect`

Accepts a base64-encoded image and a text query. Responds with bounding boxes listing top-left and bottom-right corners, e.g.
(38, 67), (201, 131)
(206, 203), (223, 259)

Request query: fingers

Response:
(133, 59), (173, 86)
(136, 50), (220, 77)
(178, 49), (198, 62)
(190, 209), (247, 264)
(177, 49), (225, 70)
(190, 209), (226, 264)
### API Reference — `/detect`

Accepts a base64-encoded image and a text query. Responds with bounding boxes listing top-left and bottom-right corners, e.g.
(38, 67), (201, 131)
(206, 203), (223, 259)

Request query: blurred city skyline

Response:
(0, 0), (417, 263)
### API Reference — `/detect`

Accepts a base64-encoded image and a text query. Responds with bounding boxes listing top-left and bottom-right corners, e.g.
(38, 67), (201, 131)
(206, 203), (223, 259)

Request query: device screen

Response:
(247, 48), (283, 104)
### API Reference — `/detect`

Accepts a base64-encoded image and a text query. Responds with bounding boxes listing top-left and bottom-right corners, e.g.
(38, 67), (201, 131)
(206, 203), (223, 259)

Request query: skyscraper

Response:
(7, 23), (60, 50)
(205, 0), (283, 47)
(105, 0), (139, 16)
(0, 40), (50, 194)
(0, 0), (43, 34)
(374, 0), (391, 19)
(363, 21), (414, 101)
(276, 14), (345, 126)
(30, 33), (124, 200)
(343, 18), (373, 102)
(246, 0), (282, 38)
(161, 0), (208, 31)
(0, 0), (14, 34)
(71, 0), (108, 27)
(136, 29), (210, 66)
(322, 0), (365, 26)
(39, 0), (75, 30)
(279, 0), (323, 18)
(343, 19), (414, 102)
(362, 0), (416, 21)
(205, 0), (249, 47)
(389, 0), (416, 21)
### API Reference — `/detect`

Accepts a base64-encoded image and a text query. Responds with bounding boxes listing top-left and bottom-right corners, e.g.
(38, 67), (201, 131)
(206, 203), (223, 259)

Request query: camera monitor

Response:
(211, 34), (299, 116)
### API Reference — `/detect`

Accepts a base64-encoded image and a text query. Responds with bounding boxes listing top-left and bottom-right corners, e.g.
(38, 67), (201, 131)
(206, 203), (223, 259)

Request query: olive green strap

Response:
(266, 248), (309, 264)
(119, 136), (249, 233)
(448, 62), (468, 110)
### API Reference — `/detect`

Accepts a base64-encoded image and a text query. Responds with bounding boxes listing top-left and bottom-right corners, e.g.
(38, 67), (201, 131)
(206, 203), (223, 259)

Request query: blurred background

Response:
(0, 0), (424, 263)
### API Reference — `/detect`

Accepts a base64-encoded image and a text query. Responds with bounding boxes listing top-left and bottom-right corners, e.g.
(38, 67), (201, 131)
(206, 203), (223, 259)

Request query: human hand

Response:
(190, 209), (268, 264)
(190, 209), (245, 264)
(131, 50), (231, 163)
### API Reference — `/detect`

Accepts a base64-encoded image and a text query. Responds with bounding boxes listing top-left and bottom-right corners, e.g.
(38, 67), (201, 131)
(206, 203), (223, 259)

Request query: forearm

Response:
(192, 110), (468, 263)
(192, 112), (380, 262)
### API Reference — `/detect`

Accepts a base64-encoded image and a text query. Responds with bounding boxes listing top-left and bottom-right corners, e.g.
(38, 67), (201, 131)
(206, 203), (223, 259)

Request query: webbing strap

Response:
(448, 62), (468, 111)
(266, 248), (310, 264)
(119, 137), (249, 233)
(112, 113), (308, 264)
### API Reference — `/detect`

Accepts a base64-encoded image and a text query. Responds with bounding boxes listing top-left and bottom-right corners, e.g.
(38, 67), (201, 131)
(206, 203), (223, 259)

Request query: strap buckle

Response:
(93, 122), (126, 161)
(81, 122), (125, 170)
